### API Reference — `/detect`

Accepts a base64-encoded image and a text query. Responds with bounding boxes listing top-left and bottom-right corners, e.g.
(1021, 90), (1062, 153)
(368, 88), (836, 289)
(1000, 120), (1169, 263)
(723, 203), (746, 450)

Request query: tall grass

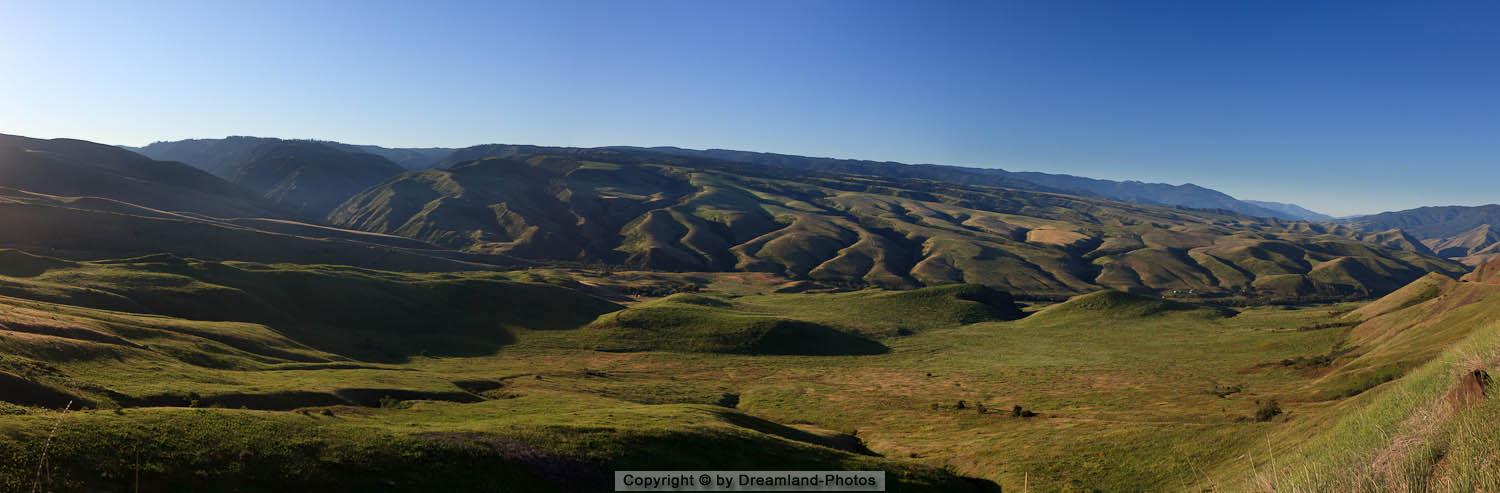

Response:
(1234, 319), (1500, 492)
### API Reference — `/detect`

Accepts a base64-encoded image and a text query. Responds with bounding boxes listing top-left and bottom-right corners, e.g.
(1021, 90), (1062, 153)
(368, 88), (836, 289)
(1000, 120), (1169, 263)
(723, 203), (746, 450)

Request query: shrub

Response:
(955, 400), (967, 410)
(1254, 400), (1282, 421)
(1208, 383), (1244, 398)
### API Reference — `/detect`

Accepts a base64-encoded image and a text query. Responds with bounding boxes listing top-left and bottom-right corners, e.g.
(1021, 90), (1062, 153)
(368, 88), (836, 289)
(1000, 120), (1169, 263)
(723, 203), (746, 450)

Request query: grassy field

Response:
(0, 250), (1496, 491)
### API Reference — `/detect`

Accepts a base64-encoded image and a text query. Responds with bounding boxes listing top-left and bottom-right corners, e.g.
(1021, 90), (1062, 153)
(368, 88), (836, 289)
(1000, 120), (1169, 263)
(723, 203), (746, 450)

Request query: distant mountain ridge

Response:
(130, 138), (1328, 221)
(1240, 200), (1335, 221)
(1343, 205), (1500, 238)
(129, 137), (453, 171)
(628, 146), (1321, 220)
(1342, 204), (1500, 266)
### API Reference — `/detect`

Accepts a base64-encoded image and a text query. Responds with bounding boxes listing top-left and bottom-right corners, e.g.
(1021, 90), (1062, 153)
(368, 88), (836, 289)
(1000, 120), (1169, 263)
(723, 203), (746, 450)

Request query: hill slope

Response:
(1243, 200), (1335, 221)
(331, 147), (1464, 299)
(221, 141), (405, 218)
(1213, 258), (1500, 490)
(1344, 204), (1500, 266)
(633, 146), (1313, 220)
(0, 187), (514, 272)
(132, 137), (406, 218)
(0, 134), (271, 217)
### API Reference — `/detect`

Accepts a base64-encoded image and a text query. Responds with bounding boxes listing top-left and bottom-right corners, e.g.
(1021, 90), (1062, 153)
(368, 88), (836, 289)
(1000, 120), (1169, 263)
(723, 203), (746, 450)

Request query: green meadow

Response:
(1, 252), (1496, 491)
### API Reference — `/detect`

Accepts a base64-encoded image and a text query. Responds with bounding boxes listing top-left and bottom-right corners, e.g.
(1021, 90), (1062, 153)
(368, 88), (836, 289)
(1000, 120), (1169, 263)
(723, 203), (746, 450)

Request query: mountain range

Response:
(1340, 205), (1500, 266)
(0, 132), (1483, 300)
(626, 146), (1325, 220)
(136, 138), (1335, 221)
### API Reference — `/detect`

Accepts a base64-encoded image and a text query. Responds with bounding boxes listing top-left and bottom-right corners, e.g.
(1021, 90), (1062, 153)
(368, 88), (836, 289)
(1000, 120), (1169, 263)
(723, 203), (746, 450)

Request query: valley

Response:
(3, 253), (1497, 491)
(0, 132), (1496, 492)
(7, 3), (1499, 491)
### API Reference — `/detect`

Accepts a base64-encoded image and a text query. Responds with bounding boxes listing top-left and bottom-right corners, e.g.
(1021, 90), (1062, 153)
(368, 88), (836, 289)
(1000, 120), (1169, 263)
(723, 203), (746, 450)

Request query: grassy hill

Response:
(330, 148), (1464, 300)
(132, 137), (407, 219)
(222, 140), (406, 218)
(1020, 289), (1235, 324)
(0, 188), (513, 272)
(0, 253), (996, 492)
(0, 132), (1493, 491)
(1208, 259), (1500, 491)
(0, 254), (620, 362)
(0, 246), (1494, 491)
(579, 284), (1019, 354)
(0, 134), (272, 217)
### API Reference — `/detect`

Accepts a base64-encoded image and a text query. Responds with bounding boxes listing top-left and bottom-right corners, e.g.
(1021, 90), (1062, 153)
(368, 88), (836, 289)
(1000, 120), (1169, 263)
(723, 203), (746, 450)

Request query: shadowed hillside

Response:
(222, 140), (405, 218)
(132, 137), (407, 218)
(0, 134), (272, 217)
(0, 187), (516, 272)
(0, 255), (620, 362)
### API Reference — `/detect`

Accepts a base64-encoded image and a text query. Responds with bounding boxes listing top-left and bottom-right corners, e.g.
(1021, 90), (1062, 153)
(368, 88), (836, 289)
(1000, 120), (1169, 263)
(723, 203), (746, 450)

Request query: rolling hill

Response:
(0, 134), (272, 217)
(135, 137), (1329, 220)
(632, 146), (1318, 220)
(131, 137), (407, 218)
(1214, 257), (1500, 490)
(331, 147), (1464, 300)
(0, 187), (515, 272)
(1343, 204), (1500, 266)
(0, 132), (1495, 492)
(327, 143), (454, 170)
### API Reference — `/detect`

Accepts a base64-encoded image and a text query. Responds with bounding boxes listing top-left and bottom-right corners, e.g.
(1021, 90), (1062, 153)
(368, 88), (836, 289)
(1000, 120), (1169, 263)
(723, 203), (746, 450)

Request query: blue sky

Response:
(2, 0), (1497, 216)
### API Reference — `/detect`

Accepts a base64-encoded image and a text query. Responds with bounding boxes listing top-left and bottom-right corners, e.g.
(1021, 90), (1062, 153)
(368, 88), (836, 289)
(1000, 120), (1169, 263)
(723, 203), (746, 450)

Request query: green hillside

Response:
(1208, 264), (1500, 490)
(579, 284), (1018, 354)
(0, 254), (997, 492)
(0, 133), (1493, 491)
(331, 148), (1464, 300)
(8, 264), (1496, 491)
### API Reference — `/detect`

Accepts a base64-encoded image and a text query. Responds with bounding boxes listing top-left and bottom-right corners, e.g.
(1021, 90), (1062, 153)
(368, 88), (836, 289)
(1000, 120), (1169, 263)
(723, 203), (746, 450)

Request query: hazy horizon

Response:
(4, 0), (1497, 216)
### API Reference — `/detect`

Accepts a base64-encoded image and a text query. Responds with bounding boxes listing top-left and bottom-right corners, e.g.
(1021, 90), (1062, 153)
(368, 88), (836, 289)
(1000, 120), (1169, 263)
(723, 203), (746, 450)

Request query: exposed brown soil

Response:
(1462, 257), (1500, 284)
(1445, 369), (1491, 410)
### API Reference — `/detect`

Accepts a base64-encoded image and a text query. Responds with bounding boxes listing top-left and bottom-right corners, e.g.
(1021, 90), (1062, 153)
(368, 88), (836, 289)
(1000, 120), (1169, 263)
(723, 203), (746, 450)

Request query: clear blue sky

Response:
(2, 0), (1497, 216)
